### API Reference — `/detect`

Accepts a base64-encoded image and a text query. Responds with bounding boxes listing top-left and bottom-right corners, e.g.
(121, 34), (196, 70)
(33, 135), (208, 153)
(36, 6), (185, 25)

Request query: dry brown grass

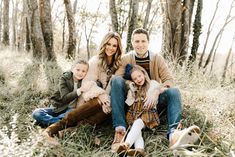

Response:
(0, 48), (234, 156)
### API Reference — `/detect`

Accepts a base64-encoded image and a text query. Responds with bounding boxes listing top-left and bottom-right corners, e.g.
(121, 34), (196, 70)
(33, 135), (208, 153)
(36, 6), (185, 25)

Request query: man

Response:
(110, 28), (200, 151)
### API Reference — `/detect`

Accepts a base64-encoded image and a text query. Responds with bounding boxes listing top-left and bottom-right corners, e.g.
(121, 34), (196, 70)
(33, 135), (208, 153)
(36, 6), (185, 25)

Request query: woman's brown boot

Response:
(45, 98), (103, 136)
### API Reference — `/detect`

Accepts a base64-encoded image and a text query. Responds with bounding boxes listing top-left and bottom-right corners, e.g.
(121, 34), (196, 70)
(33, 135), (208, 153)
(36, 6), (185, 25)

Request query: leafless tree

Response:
(2, 0), (9, 45)
(203, 0), (235, 69)
(209, 33), (222, 73)
(143, 0), (153, 30)
(188, 0), (202, 69)
(64, 0), (76, 59)
(39, 0), (56, 61)
(84, 2), (101, 59)
(161, 0), (195, 65)
(180, 0), (195, 65)
(198, 0), (220, 68)
(0, 0), (2, 41)
(109, 0), (119, 33)
(126, 0), (139, 52)
(109, 0), (129, 36)
(11, 0), (18, 47)
(27, 0), (47, 60)
(222, 32), (235, 81)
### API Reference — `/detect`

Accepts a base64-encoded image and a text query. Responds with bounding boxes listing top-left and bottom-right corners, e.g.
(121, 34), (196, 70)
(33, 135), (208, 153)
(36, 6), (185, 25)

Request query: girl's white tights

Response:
(125, 118), (145, 149)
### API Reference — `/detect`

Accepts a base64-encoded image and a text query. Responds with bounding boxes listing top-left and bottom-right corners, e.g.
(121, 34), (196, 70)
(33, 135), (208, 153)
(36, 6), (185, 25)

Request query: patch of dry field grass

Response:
(0, 48), (234, 157)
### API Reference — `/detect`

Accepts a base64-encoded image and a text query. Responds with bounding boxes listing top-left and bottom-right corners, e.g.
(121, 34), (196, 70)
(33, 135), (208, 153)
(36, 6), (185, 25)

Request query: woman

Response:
(44, 32), (123, 137)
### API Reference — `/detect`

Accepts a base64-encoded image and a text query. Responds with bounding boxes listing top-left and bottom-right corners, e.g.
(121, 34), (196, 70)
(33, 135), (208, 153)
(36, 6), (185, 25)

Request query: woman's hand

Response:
(102, 103), (112, 114)
(98, 93), (111, 114)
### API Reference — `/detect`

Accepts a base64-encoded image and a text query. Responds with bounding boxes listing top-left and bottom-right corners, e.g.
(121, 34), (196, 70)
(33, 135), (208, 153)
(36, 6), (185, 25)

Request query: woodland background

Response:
(0, 0), (234, 156)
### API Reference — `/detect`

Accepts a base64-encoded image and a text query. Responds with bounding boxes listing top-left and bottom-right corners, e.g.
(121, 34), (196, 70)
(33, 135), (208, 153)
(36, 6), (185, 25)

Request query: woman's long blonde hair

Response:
(98, 32), (123, 73)
(130, 65), (150, 93)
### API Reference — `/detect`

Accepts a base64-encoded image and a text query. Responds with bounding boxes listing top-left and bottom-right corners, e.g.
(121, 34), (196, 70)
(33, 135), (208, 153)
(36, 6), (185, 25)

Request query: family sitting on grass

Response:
(32, 28), (201, 157)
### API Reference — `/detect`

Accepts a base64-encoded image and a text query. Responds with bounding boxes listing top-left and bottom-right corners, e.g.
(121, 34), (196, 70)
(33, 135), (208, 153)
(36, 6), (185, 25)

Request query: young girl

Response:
(32, 59), (89, 127)
(117, 64), (161, 157)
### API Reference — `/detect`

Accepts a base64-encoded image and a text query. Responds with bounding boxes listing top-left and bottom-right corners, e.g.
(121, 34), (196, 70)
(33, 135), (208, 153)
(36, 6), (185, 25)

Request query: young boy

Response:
(32, 59), (89, 127)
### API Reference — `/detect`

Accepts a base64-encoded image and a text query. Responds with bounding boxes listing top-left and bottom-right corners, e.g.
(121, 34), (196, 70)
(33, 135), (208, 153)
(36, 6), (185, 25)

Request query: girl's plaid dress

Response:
(126, 89), (160, 129)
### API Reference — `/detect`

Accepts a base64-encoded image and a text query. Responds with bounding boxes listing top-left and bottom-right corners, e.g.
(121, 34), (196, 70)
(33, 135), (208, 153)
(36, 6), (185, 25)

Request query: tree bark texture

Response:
(39, 0), (56, 61)
(109, 0), (119, 33)
(126, 0), (139, 53)
(2, 0), (9, 45)
(25, 18), (31, 51)
(161, 0), (195, 65)
(0, 1), (2, 40)
(64, 0), (76, 59)
(27, 0), (47, 60)
(143, 0), (153, 29)
(12, 0), (18, 47)
(161, 0), (182, 62)
(180, 0), (195, 65)
(188, 0), (202, 66)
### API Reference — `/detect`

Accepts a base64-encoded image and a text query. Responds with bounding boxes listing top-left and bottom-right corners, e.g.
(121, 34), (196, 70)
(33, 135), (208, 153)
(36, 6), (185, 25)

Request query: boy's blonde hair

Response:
(71, 58), (89, 70)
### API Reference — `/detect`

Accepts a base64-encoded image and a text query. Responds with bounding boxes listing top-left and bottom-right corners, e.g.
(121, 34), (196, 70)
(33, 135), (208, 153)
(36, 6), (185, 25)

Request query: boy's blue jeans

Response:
(111, 76), (182, 139)
(32, 107), (72, 126)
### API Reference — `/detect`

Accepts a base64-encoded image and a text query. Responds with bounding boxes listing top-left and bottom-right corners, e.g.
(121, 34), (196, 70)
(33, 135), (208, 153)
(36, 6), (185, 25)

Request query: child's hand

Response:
(129, 82), (136, 92)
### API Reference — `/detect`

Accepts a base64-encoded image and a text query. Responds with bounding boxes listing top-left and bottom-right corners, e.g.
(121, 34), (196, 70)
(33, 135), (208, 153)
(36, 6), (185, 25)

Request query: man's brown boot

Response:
(111, 129), (126, 152)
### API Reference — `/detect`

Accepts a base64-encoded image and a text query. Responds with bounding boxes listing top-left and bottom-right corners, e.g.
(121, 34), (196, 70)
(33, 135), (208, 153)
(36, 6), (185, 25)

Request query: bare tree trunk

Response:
(210, 34), (222, 73)
(161, 0), (182, 62)
(84, 3), (101, 60)
(27, 0), (47, 60)
(126, 0), (139, 53)
(143, 0), (153, 30)
(2, 0), (9, 46)
(73, 0), (78, 14)
(76, 31), (82, 55)
(179, 0), (195, 65)
(222, 33), (235, 80)
(11, 0), (18, 47)
(25, 18), (31, 51)
(188, 0), (202, 67)
(148, 5), (159, 35)
(0, 1), (2, 41)
(64, 0), (76, 59)
(109, 0), (119, 33)
(39, 0), (55, 61)
(203, 1), (235, 69)
(62, 15), (65, 50)
(198, 0), (220, 68)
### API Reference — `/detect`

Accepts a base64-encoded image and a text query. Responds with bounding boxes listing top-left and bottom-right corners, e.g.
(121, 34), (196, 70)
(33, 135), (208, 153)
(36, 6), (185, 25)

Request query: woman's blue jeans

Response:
(32, 107), (72, 126)
(111, 76), (182, 138)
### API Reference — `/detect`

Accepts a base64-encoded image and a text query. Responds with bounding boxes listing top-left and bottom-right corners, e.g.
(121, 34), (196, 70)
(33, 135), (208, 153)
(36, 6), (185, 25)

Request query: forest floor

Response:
(0, 48), (234, 157)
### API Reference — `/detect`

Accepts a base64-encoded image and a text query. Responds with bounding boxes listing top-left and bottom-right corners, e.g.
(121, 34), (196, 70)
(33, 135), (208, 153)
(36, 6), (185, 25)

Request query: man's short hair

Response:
(131, 28), (149, 41)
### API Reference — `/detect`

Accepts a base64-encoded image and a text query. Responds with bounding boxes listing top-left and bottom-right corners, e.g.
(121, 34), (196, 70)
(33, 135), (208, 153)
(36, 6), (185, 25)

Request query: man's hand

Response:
(143, 90), (160, 110)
